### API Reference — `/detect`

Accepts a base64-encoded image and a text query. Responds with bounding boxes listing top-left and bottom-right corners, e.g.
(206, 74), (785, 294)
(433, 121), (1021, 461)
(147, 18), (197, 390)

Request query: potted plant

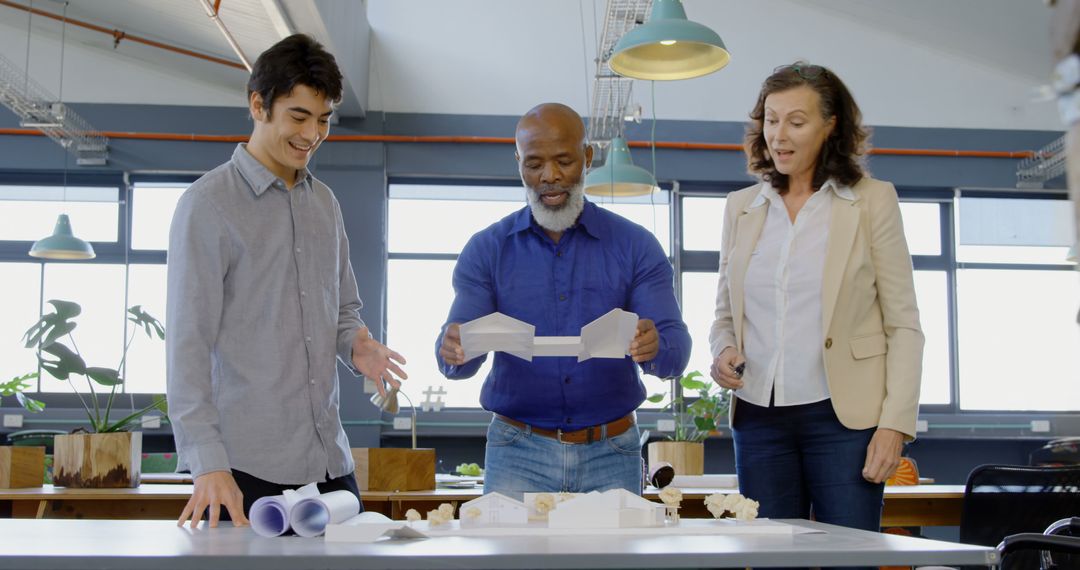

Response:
(645, 370), (730, 476)
(0, 372), (47, 488)
(22, 299), (167, 488)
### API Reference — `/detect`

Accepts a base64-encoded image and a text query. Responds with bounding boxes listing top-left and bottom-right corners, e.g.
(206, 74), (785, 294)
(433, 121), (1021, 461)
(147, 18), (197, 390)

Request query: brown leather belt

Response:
(495, 413), (635, 445)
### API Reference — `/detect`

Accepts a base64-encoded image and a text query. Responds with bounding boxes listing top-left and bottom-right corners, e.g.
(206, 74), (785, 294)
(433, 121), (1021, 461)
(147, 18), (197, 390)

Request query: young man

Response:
(167, 34), (406, 528)
(436, 103), (691, 499)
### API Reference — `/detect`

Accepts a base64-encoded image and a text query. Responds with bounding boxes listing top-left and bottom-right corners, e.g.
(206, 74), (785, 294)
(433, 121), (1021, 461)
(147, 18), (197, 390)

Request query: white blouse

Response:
(737, 180), (855, 408)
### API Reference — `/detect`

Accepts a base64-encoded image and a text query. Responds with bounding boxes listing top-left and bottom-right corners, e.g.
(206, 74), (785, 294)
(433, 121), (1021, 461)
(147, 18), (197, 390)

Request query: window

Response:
(0, 179), (186, 396)
(386, 183), (671, 410)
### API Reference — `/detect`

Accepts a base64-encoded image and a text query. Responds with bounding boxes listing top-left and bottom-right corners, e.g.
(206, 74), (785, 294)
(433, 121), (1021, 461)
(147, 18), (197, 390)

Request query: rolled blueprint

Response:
(250, 483), (320, 537)
(290, 490), (362, 537)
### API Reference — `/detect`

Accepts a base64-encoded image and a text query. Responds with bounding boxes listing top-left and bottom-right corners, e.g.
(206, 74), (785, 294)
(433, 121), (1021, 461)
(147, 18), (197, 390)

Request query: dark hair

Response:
(247, 34), (343, 116)
(744, 62), (869, 193)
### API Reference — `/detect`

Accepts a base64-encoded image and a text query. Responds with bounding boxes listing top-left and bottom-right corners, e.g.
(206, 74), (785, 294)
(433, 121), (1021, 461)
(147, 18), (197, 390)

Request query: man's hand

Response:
(178, 470), (248, 528)
(862, 428), (905, 483)
(710, 346), (745, 390)
(629, 319), (659, 363)
(439, 323), (466, 366)
(351, 326), (407, 397)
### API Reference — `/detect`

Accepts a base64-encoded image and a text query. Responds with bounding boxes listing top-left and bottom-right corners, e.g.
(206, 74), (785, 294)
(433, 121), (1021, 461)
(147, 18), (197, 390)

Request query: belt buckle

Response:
(556, 428), (580, 445)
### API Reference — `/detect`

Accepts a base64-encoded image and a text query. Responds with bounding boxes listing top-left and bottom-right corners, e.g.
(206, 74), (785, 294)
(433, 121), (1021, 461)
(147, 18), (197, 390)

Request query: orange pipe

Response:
(0, 128), (1038, 159)
(0, 0), (246, 70)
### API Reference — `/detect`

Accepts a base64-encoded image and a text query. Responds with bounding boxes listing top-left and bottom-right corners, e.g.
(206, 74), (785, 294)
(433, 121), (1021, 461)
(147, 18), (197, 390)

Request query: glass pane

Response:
(386, 259), (489, 409)
(40, 264), (126, 393)
(595, 199), (671, 256)
(0, 263), (42, 385)
(679, 271), (722, 387)
(0, 202), (118, 242)
(957, 269), (1080, 411)
(914, 271), (950, 405)
(132, 184), (188, 251)
(681, 196), (726, 252)
(900, 202), (941, 256)
(388, 199), (523, 254)
(958, 197), (1073, 264)
(124, 265), (168, 394)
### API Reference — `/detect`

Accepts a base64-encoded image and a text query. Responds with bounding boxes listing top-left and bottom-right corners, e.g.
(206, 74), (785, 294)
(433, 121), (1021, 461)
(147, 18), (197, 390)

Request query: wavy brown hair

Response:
(744, 62), (869, 193)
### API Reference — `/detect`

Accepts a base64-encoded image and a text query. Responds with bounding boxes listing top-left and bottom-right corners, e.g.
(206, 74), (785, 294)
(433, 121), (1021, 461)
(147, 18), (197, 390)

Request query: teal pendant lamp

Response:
(29, 214), (96, 260)
(609, 0), (730, 81)
(585, 137), (660, 197)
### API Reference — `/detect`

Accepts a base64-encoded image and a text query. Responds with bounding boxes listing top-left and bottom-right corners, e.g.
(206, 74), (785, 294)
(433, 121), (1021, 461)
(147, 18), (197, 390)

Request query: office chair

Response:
(959, 464), (1080, 569)
(997, 517), (1080, 570)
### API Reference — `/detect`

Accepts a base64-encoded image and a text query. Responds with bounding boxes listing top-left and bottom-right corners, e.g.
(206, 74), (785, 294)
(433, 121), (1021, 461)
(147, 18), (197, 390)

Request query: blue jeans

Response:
(483, 416), (644, 500)
(733, 397), (883, 570)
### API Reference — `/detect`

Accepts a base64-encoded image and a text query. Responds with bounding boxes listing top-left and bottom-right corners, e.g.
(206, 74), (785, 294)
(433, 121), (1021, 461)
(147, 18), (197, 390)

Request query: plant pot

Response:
(53, 432), (142, 488)
(647, 441), (704, 476)
(0, 446), (46, 488)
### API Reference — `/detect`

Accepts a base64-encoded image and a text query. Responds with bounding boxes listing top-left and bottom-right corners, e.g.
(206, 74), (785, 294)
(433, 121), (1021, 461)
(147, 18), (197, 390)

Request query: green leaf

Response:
(646, 393), (665, 404)
(22, 300), (81, 349)
(39, 342), (87, 380)
(694, 416), (717, 432)
(680, 376), (708, 391)
(127, 305), (165, 340)
(86, 367), (123, 387)
(0, 372), (38, 396)
(16, 392), (45, 413)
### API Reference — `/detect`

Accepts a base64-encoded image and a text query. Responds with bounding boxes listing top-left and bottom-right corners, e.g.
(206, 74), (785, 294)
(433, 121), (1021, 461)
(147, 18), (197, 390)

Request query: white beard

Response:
(526, 181), (585, 234)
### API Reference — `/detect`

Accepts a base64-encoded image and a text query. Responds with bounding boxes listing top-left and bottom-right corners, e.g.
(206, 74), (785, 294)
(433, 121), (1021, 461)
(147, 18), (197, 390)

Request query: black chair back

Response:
(960, 464), (1080, 569)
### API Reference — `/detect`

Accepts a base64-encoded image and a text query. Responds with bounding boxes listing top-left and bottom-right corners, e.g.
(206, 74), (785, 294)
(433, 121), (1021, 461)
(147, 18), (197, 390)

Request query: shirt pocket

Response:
(849, 332), (887, 360)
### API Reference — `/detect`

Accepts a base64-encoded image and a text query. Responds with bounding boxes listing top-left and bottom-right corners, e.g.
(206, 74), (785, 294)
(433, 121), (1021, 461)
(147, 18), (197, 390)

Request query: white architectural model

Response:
(457, 492), (529, 528)
(547, 489), (665, 529)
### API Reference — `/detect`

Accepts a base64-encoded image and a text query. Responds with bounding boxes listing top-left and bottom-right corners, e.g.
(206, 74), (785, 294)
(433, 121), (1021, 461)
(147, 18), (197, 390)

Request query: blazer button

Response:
(824, 338), (833, 349)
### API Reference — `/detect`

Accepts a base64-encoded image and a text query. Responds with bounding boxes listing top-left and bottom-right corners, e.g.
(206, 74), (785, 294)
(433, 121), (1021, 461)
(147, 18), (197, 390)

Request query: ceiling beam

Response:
(280, 0), (369, 118)
(259, 0), (296, 39)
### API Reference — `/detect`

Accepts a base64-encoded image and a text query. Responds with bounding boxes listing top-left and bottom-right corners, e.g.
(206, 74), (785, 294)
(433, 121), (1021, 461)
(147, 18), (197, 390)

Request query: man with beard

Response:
(435, 103), (691, 499)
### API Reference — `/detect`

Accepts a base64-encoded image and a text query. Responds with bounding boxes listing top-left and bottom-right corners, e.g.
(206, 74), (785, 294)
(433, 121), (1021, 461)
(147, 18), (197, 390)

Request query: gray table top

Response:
(0, 518), (997, 569)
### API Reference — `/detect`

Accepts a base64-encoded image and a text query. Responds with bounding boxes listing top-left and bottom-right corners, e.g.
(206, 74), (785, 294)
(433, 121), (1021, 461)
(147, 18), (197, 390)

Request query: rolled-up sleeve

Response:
(166, 192), (231, 478)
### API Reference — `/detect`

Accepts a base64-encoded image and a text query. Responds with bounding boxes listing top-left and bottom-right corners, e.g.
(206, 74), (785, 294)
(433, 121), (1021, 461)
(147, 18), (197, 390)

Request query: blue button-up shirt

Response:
(436, 200), (691, 431)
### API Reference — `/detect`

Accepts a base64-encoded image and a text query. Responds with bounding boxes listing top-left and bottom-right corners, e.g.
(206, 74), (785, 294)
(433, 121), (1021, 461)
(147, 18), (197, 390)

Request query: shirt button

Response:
(559, 294), (567, 301)
(295, 247), (301, 253)
(824, 338), (833, 349)
(564, 376), (571, 384)
(300, 291), (307, 297)
(309, 378), (316, 385)
(556, 251), (563, 257)
(305, 336), (312, 343)
(566, 418), (572, 424)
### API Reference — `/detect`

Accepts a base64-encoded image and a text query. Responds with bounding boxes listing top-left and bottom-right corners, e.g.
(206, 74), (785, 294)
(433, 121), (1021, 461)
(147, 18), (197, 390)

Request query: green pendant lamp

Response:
(28, 214), (96, 260)
(609, 0), (730, 81)
(584, 137), (660, 197)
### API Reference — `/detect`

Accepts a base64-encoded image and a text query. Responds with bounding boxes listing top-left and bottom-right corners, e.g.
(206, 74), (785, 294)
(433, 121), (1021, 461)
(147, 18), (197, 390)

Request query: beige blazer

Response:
(709, 177), (923, 439)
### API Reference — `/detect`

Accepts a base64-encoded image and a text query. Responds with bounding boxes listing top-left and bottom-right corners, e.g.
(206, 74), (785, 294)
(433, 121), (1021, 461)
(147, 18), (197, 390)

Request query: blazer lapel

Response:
(822, 193), (860, 336)
(730, 194), (768, 347)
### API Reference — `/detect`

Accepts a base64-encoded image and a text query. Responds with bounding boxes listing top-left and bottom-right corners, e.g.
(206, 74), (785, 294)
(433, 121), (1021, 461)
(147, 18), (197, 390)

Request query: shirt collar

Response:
(508, 198), (605, 240)
(232, 143), (312, 196)
(747, 178), (855, 210)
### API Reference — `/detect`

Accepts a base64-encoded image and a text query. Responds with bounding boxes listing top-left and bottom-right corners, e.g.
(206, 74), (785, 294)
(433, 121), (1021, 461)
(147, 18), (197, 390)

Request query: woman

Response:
(709, 62), (923, 535)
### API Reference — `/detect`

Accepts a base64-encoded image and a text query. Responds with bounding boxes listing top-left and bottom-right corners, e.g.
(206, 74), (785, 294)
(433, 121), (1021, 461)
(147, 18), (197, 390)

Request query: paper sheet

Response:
(250, 482), (320, 537)
(459, 308), (638, 363)
(291, 490), (361, 537)
(324, 512), (429, 543)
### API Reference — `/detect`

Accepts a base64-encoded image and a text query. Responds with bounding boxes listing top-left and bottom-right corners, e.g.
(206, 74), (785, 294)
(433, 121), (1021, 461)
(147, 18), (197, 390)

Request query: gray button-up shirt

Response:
(166, 144), (364, 484)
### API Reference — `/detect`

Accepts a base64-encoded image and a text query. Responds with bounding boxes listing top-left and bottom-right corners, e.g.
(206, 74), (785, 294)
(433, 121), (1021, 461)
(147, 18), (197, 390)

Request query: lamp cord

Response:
(23, 0), (32, 98)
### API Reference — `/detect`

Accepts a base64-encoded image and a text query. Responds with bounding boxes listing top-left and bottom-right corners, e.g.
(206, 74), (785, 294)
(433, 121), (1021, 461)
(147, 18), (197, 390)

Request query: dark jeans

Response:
(733, 397), (883, 570)
(212, 469), (363, 521)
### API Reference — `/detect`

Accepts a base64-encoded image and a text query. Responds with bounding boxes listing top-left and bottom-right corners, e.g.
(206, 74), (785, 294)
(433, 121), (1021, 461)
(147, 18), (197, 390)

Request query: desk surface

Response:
(0, 518), (996, 569)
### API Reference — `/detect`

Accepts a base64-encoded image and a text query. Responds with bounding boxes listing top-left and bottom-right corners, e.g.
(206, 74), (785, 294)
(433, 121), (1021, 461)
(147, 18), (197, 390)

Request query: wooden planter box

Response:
(351, 448), (435, 491)
(0, 446), (46, 488)
(647, 441), (704, 476)
(53, 432), (142, 488)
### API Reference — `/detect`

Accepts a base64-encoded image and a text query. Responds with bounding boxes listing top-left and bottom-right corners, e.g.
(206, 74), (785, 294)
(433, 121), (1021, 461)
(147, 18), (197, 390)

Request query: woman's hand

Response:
(863, 428), (905, 483)
(710, 346), (745, 390)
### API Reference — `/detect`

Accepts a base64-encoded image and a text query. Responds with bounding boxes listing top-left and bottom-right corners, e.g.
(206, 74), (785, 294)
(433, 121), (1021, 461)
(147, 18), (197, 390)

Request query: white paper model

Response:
(458, 492), (529, 528)
(547, 489), (665, 529)
(249, 482), (320, 537)
(459, 308), (638, 363)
